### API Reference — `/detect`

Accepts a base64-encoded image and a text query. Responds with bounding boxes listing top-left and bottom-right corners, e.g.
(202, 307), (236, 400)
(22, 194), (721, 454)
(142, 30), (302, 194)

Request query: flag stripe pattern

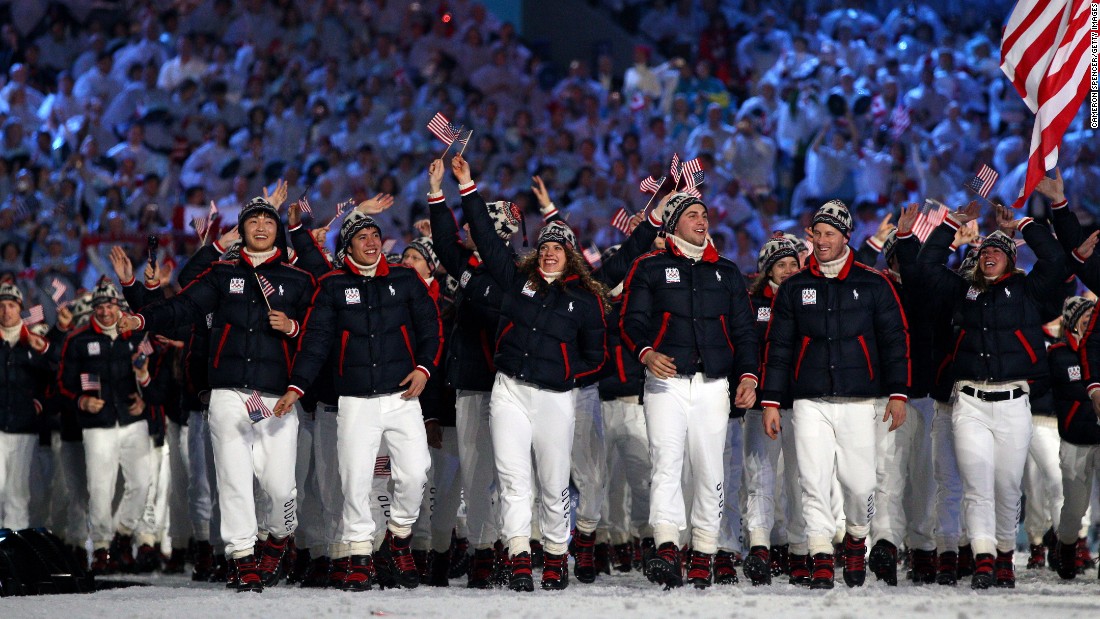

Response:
(256, 274), (276, 298)
(374, 456), (391, 477)
(50, 277), (67, 304)
(610, 207), (631, 235)
(427, 112), (461, 145)
(80, 373), (101, 392)
(582, 243), (602, 269)
(912, 200), (949, 242)
(965, 164), (1000, 199)
(246, 390), (273, 423)
(669, 153), (681, 185)
(24, 305), (45, 325)
(1000, 0), (1094, 208)
(639, 175), (666, 194)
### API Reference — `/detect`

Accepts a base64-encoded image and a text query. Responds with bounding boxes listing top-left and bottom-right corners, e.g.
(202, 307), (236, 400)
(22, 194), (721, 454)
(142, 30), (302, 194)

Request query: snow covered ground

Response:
(6, 561), (1100, 619)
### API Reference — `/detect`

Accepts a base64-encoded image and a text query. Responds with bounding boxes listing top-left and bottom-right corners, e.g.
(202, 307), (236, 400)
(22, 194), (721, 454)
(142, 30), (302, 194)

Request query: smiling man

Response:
(760, 199), (910, 590)
(620, 192), (759, 589)
(272, 210), (442, 592)
(118, 197), (315, 592)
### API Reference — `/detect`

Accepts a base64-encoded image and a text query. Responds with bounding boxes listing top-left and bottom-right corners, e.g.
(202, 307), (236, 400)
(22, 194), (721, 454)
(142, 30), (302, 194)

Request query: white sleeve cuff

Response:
(458, 181), (477, 195)
(415, 365), (431, 379)
(288, 385), (305, 397)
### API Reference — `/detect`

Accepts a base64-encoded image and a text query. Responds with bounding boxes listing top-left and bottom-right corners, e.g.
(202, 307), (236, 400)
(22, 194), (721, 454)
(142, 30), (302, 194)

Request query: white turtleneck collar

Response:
(669, 234), (707, 262)
(423, 275), (435, 287)
(1, 321), (23, 346)
(817, 246), (850, 279)
(94, 317), (119, 340)
(768, 280), (780, 293)
(243, 247), (277, 265)
(539, 268), (563, 284)
(348, 254), (381, 277)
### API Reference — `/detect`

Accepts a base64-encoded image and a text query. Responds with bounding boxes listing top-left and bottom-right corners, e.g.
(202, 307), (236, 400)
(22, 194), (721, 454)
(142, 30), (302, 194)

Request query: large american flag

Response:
(80, 373), (101, 392)
(965, 164), (1000, 199)
(912, 199), (949, 242)
(426, 112), (462, 145)
(1001, 0), (1095, 208)
(610, 207), (632, 235)
(246, 390), (273, 423)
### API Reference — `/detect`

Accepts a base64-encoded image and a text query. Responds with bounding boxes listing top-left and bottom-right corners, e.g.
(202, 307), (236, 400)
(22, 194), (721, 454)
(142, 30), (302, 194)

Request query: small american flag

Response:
(381, 238), (396, 253)
(208, 200), (218, 220)
(192, 216), (209, 238)
(427, 112), (462, 145)
(50, 277), (67, 304)
(246, 390), (273, 423)
(610, 207), (632, 235)
(889, 106), (911, 140)
(669, 153), (682, 185)
(456, 128), (474, 147)
(80, 373), (101, 392)
(582, 243), (602, 269)
(24, 305), (45, 325)
(297, 199), (312, 217)
(256, 274), (276, 298)
(680, 158), (703, 178)
(138, 337), (154, 356)
(912, 199), (949, 242)
(639, 175), (666, 195)
(683, 170), (705, 190)
(374, 456), (391, 477)
(965, 164), (1000, 199)
(684, 187), (702, 199)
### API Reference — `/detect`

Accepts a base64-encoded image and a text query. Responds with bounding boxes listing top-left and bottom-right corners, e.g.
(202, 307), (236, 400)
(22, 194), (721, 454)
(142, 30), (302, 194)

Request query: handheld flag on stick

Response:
(24, 305), (45, 325)
(49, 277), (67, 305)
(639, 175), (667, 214)
(255, 273), (275, 311)
(80, 373), (101, 398)
(669, 153), (682, 187)
(911, 199), (949, 242)
(246, 390), (274, 423)
(582, 243), (602, 269)
(678, 158), (703, 189)
(964, 164), (999, 201)
(427, 112), (464, 156)
(457, 128), (474, 157)
(610, 208), (632, 235)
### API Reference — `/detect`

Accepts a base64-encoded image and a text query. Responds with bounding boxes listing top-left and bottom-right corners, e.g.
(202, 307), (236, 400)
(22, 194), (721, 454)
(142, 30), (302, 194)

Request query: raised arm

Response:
(427, 160), (475, 278)
(452, 155), (519, 287)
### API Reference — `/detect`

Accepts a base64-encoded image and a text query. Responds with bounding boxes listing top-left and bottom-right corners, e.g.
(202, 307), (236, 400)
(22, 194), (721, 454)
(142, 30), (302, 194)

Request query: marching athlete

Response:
(761, 200), (910, 590)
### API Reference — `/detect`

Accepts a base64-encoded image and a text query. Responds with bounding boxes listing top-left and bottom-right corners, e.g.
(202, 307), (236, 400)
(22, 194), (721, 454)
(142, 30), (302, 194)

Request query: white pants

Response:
(742, 410), (784, 548)
(952, 390), (1032, 555)
(571, 385), (608, 534)
(456, 390), (499, 549)
(166, 420), (191, 546)
(0, 431), (37, 529)
(59, 439), (89, 546)
(295, 410), (323, 551)
(793, 398), (877, 555)
(83, 421), (153, 549)
(603, 397), (651, 542)
(872, 397), (936, 551)
(1023, 417), (1063, 544)
(1057, 441), (1100, 544)
(412, 427), (463, 553)
(490, 374), (574, 556)
(720, 420), (744, 553)
(313, 403), (345, 556)
(208, 389), (299, 559)
(644, 373), (729, 554)
(186, 410), (218, 543)
(139, 442), (170, 547)
(338, 392), (430, 556)
(932, 399), (966, 551)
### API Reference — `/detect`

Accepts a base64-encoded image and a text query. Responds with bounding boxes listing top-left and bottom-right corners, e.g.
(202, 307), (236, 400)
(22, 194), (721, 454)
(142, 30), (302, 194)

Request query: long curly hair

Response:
(517, 247), (612, 314)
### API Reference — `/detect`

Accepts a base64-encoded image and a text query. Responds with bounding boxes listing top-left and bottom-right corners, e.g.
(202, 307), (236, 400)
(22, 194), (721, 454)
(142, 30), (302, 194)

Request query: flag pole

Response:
(458, 129), (473, 157)
(254, 273), (273, 312)
(964, 186), (997, 209)
(441, 125), (464, 158)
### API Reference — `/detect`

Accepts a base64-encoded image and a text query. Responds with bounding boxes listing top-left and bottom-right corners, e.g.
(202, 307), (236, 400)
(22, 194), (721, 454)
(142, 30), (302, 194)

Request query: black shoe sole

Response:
(868, 546), (897, 585)
(971, 574), (994, 589)
(689, 578), (711, 589)
(339, 582), (372, 592)
(574, 569), (596, 584)
(843, 574), (866, 587)
(936, 574), (957, 586)
(743, 555), (772, 586)
(541, 580), (568, 590)
(715, 573), (739, 585)
(509, 576), (534, 592)
(810, 579), (834, 589)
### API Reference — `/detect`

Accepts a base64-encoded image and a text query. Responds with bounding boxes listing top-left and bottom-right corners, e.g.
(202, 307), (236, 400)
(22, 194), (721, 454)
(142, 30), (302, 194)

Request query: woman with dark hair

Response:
(441, 155), (607, 592)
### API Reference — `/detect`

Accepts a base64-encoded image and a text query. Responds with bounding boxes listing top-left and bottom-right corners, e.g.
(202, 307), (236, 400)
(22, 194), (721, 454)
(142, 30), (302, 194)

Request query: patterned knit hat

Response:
(406, 236), (438, 272)
(71, 292), (94, 327)
(978, 230), (1017, 265)
(336, 211), (381, 264)
(0, 281), (22, 305)
(757, 234), (800, 275)
(662, 192), (705, 235)
(536, 220), (577, 250)
(1063, 296), (1095, 335)
(237, 196), (279, 228)
(219, 239), (242, 261)
(90, 277), (123, 306)
(812, 200), (853, 237)
(958, 247), (979, 274)
(486, 200), (524, 240)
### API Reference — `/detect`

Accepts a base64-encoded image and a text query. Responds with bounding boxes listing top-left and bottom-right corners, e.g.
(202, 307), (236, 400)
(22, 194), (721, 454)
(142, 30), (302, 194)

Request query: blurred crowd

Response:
(0, 0), (1098, 308)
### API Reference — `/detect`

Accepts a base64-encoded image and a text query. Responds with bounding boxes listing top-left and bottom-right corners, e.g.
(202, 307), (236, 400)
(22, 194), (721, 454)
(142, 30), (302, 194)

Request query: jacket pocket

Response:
(793, 336), (811, 381)
(560, 342), (571, 380)
(1014, 329), (1038, 364)
(652, 312), (672, 350)
(400, 325), (416, 367)
(719, 315), (735, 352)
(857, 335), (874, 380)
(212, 325), (231, 369)
(338, 330), (349, 376)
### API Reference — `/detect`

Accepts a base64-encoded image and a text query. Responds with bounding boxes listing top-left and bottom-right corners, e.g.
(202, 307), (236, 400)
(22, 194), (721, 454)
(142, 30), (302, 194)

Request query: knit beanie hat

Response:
(978, 230), (1017, 265)
(406, 236), (438, 272)
(662, 192), (705, 235)
(811, 199), (853, 237)
(1063, 296), (1095, 335)
(536, 220), (577, 250)
(757, 235), (800, 275)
